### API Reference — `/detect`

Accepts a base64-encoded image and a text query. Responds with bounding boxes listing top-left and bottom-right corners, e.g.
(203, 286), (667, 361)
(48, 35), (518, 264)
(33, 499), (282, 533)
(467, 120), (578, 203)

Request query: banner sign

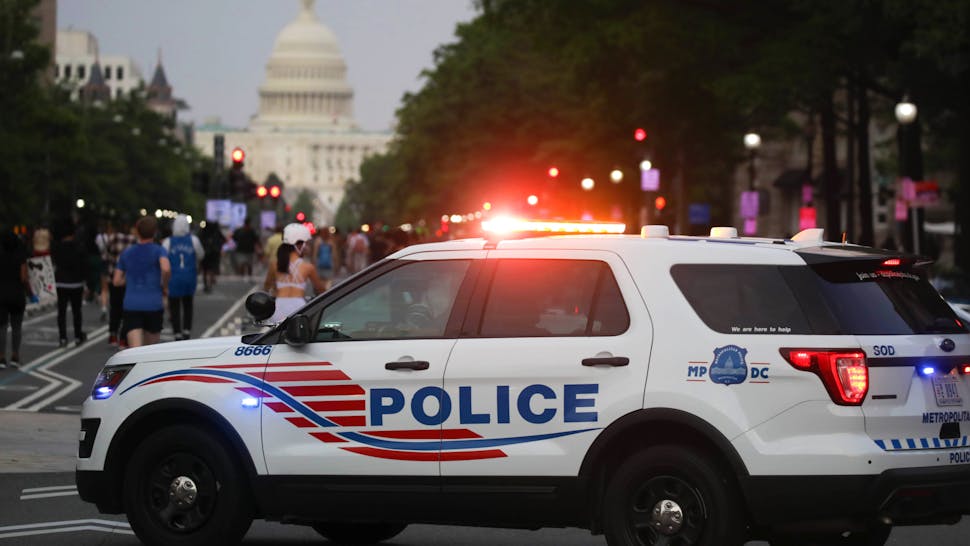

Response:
(798, 207), (817, 230)
(740, 191), (759, 218)
(27, 255), (56, 308)
(205, 199), (231, 226)
(641, 168), (660, 191)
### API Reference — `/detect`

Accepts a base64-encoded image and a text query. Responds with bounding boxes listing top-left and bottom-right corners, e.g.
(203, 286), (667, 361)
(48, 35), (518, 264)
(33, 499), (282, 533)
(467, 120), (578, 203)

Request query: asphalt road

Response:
(0, 277), (968, 545)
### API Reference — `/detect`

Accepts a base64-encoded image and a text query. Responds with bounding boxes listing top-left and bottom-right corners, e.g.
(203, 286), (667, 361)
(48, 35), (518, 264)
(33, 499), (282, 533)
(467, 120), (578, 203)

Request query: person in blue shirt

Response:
(162, 215), (204, 341)
(113, 216), (170, 347)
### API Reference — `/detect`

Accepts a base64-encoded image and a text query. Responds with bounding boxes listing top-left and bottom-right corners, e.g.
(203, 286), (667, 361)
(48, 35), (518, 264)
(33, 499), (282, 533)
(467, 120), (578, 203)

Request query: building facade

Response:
(55, 29), (143, 101)
(195, 0), (393, 226)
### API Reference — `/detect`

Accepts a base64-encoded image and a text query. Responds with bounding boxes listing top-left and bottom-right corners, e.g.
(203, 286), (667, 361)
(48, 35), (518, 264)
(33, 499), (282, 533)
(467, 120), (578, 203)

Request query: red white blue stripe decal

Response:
(121, 362), (599, 461)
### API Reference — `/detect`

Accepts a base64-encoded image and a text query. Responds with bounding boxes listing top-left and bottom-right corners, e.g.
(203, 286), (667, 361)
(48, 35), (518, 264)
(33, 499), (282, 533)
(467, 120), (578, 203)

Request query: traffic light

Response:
(269, 185), (281, 199)
(634, 128), (647, 142)
(655, 195), (667, 211)
(296, 211), (306, 222)
(548, 166), (559, 178)
(231, 147), (245, 167)
(256, 185), (268, 198)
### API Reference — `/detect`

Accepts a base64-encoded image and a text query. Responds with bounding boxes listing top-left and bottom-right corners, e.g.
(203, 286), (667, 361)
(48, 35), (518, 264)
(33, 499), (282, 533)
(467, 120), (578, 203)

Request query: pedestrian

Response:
(103, 221), (137, 346)
(263, 223), (327, 323)
(199, 221), (224, 293)
(51, 219), (87, 347)
(113, 216), (170, 348)
(0, 231), (35, 368)
(162, 214), (204, 341)
(264, 225), (283, 268)
(346, 228), (369, 275)
(232, 217), (259, 281)
(311, 228), (334, 292)
(95, 222), (113, 322)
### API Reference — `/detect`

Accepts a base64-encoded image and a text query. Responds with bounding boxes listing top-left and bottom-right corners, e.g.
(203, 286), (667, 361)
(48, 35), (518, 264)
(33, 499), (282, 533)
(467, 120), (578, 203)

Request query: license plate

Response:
(932, 375), (963, 407)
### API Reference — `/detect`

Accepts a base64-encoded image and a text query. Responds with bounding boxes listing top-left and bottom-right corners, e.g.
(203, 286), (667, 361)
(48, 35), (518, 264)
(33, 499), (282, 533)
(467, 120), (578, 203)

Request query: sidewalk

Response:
(0, 411), (77, 473)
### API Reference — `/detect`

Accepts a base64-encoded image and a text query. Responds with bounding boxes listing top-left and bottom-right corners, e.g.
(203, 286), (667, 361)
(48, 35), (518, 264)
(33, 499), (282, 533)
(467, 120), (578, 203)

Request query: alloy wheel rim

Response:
(145, 452), (218, 533)
(629, 475), (707, 545)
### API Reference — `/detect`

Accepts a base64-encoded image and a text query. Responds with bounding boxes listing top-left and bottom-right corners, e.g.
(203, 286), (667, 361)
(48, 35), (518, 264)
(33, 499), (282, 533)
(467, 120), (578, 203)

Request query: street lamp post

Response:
(743, 132), (762, 191)
(895, 96), (922, 254)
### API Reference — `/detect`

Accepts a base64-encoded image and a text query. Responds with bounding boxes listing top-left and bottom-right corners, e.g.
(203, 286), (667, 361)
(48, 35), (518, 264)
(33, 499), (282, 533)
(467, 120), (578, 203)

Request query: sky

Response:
(58, 0), (478, 132)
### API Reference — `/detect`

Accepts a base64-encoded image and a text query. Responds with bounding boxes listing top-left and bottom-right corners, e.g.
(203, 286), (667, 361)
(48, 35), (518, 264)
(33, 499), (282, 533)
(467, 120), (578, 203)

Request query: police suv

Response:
(77, 225), (970, 546)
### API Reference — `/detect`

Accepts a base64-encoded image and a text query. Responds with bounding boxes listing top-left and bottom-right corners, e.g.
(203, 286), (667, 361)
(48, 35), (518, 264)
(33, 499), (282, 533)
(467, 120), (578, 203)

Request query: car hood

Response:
(107, 336), (236, 365)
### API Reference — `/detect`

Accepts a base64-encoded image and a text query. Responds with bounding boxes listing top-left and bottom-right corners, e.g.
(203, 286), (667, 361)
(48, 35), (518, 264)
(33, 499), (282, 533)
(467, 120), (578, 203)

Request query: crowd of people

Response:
(0, 215), (420, 366)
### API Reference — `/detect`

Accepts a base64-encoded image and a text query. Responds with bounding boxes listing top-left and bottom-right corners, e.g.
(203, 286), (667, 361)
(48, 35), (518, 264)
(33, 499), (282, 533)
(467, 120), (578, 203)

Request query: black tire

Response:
(123, 424), (253, 546)
(312, 522), (408, 544)
(602, 445), (746, 546)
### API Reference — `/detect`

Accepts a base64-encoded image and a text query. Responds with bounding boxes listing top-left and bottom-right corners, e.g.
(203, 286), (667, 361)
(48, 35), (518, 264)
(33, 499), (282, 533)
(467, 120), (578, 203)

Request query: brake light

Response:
(961, 365), (970, 375)
(781, 349), (869, 405)
(881, 258), (901, 267)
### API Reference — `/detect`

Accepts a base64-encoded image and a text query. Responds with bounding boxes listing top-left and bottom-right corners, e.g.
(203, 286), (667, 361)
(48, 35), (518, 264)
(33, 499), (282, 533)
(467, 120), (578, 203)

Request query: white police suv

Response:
(77, 225), (970, 546)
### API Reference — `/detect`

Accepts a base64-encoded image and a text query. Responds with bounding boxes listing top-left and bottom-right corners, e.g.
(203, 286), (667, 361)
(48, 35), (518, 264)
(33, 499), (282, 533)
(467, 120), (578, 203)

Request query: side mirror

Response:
(245, 292), (275, 322)
(284, 314), (311, 347)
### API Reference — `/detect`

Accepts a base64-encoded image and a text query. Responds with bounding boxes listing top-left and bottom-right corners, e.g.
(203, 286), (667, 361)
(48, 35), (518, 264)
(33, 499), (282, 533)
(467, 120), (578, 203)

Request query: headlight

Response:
(91, 364), (135, 400)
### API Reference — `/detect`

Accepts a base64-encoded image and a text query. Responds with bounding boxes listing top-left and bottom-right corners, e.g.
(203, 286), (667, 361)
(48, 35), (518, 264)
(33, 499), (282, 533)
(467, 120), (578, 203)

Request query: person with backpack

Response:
(162, 215), (204, 341)
(312, 229), (334, 293)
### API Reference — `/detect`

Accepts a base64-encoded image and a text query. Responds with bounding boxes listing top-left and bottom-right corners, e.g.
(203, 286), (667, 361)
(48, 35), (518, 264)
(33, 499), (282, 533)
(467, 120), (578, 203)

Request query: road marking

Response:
(3, 326), (108, 412)
(19, 490), (78, 500)
(202, 288), (254, 338)
(0, 385), (39, 392)
(0, 519), (132, 539)
(21, 485), (77, 494)
(22, 309), (57, 327)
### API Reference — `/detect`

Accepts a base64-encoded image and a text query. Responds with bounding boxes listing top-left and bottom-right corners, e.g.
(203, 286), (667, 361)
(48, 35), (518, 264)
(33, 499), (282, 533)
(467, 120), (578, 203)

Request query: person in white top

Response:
(262, 223), (327, 323)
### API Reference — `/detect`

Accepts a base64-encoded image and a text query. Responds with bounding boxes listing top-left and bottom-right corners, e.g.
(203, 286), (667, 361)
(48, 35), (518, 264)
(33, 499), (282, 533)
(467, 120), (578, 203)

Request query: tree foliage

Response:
(347, 0), (969, 261)
(0, 0), (205, 229)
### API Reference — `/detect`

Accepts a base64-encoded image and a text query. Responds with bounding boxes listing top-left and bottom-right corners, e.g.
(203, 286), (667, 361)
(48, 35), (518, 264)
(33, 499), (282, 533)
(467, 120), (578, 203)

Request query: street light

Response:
(76, 198), (85, 209)
(895, 96), (922, 254)
(640, 160), (652, 172)
(581, 177), (595, 191)
(743, 132), (761, 190)
(610, 169), (623, 183)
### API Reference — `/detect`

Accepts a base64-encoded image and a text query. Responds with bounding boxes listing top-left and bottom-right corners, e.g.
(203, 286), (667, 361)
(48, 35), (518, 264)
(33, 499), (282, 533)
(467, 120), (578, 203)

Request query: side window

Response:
(671, 264), (812, 334)
(316, 260), (469, 341)
(480, 259), (626, 337)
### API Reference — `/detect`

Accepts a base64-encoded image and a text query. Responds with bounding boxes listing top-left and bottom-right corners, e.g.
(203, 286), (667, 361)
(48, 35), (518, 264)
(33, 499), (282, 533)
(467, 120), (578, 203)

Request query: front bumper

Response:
(76, 469), (123, 514)
(741, 464), (970, 529)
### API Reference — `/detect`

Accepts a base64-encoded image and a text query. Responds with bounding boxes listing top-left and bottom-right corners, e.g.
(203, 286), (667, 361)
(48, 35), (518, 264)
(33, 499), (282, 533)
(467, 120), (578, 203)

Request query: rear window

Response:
(672, 263), (964, 335)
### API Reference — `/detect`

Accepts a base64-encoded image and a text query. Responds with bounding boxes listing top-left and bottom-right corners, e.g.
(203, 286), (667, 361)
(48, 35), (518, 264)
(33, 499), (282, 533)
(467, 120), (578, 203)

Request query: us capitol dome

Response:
(196, 0), (392, 226)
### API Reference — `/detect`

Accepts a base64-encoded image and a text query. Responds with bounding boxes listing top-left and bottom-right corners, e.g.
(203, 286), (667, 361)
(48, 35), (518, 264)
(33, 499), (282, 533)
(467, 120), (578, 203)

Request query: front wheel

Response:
(123, 424), (253, 546)
(602, 445), (746, 546)
(312, 522), (408, 544)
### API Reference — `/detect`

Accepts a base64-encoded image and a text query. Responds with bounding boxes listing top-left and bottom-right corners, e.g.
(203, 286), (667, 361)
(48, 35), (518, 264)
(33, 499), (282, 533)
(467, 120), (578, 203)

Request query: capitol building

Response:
(195, 0), (392, 225)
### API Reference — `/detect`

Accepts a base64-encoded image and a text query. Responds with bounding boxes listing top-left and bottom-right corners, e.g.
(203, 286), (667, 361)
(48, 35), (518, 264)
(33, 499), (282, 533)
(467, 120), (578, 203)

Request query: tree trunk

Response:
(857, 85), (874, 246)
(820, 94), (841, 239)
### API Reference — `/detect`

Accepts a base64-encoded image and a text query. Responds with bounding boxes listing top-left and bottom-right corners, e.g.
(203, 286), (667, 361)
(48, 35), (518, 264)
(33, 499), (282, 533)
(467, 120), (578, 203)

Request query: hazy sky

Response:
(58, 0), (478, 132)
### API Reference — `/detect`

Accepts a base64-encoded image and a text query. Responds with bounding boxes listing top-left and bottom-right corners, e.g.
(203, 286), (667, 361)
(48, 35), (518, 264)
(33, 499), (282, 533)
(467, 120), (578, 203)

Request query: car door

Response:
(441, 249), (651, 478)
(260, 251), (483, 477)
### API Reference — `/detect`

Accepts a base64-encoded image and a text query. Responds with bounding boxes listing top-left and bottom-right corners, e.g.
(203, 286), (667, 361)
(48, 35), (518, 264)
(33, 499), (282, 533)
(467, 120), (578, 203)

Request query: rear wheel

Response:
(312, 522), (408, 544)
(602, 445), (746, 546)
(123, 424), (253, 546)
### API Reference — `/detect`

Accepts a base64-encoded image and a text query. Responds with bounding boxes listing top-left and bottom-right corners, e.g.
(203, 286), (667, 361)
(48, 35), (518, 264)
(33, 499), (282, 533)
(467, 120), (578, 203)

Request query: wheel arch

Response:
(99, 398), (260, 514)
(578, 408), (750, 532)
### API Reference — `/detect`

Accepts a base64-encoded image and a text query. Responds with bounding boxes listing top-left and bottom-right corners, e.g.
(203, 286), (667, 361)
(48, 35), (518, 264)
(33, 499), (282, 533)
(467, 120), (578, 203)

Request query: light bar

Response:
(482, 217), (626, 235)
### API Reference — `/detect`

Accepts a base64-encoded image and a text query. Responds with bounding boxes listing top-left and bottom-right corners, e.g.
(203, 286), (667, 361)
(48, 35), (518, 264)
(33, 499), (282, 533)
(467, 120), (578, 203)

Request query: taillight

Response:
(781, 349), (868, 406)
(961, 365), (970, 375)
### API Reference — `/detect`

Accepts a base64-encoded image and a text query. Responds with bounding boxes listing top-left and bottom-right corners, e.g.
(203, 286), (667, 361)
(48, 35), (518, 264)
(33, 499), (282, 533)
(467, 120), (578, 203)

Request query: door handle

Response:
(582, 356), (629, 367)
(385, 360), (430, 371)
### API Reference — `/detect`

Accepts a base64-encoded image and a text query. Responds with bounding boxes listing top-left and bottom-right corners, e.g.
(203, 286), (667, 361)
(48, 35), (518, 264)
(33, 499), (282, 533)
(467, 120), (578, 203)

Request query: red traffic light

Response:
(231, 147), (245, 164)
(634, 128), (647, 142)
(654, 195), (667, 211)
(296, 211), (306, 222)
(269, 185), (281, 199)
(256, 186), (268, 198)
(548, 166), (560, 178)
